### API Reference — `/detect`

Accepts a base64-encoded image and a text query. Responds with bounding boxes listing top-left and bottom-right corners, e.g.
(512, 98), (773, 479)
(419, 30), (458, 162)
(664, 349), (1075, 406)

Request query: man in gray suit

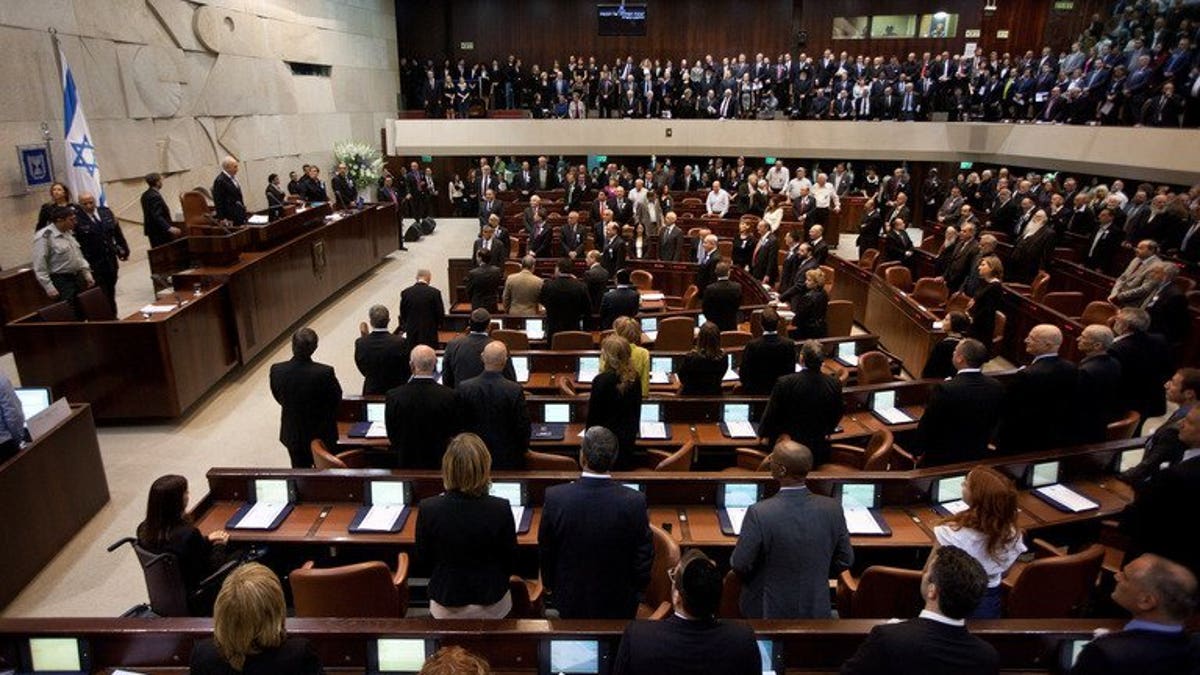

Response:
(658, 211), (684, 261)
(730, 440), (853, 618)
(1108, 239), (1162, 307)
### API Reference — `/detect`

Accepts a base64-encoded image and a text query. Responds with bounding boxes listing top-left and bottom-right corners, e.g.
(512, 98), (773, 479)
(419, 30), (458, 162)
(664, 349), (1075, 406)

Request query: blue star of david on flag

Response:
(70, 134), (97, 177)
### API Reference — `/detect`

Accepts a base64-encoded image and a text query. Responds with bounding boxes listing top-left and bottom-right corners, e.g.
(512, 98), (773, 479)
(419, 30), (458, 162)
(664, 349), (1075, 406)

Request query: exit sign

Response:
(1053, 0), (1074, 9)
(460, 41), (474, 50)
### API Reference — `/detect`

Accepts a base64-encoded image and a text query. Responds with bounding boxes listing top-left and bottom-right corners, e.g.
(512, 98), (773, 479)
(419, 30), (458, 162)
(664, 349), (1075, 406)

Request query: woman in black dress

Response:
(35, 182), (72, 231)
(968, 255), (1004, 351)
(586, 335), (644, 469)
(790, 268), (830, 340)
(732, 218), (757, 270)
(137, 474), (232, 615)
(677, 322), (727, 395)
(921, 311), (971, 379)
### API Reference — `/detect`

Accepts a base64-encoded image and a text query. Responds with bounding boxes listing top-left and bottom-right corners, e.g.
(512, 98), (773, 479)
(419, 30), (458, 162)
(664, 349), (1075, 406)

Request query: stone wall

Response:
(0, 0), (399, 269)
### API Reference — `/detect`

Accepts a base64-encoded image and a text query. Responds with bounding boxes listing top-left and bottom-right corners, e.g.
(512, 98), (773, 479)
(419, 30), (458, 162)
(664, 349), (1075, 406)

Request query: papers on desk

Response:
(138, 304), (176, 314)
(231, 502), (288, 529)
(247, 214), (269, 225)
(649, 371), (671, 384)
(356, 505), (406, 532)
(509, 505), (526, 528)
(932, 321), (944, 330)
(639, 422), (669, 439)
(113, 671), (148, 675)
(723, 507), (748, 535)
(364, 421), (387, 438)
(874, 406), (914, 424)
(722, 368), (740, 382)
(843, 506), (886, 535)
(939, 499), (969, 515)
(1035, 484), (1100, 513)
(724, 421), (758, 439)
(640, 292), (665, 302)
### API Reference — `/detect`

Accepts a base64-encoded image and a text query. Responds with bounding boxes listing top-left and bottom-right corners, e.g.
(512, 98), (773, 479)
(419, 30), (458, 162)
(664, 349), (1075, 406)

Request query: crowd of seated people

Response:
(398, 3), (1200, 126)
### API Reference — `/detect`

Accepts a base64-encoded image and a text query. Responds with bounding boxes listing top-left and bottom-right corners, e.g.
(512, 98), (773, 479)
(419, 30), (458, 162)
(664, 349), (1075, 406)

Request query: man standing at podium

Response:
(212, 156), (247, 225)
(332, 162), (358, 209)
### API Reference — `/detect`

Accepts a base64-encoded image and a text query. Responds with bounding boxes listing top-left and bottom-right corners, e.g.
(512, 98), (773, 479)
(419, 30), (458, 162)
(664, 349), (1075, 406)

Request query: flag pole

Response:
(47, 28), (63, 183)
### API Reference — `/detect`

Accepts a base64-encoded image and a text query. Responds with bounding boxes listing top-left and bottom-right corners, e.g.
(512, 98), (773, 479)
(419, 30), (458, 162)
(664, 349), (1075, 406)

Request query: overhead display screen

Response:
(598, 4), (647, 36)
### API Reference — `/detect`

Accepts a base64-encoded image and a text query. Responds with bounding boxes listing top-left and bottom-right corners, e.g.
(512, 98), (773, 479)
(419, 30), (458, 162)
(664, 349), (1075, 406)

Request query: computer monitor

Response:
(933, 475), (966, 504)
(872, 390), (897, 411)
(836, 341), (858, 365)
(538, 639), (609, 675)
(366, 402), (385, 422)
(365, 480), (410, 507)
(697, 313), (707, 325)
(641, 317), (658, 334)
(651, 356), (673, 374)
(757, 639), (785, 675)
(512, 355), (530, 382)
(21, 637), (90, 673)
(525, 318), (545, 340)
(14, 387), (51, 419)
(639, 403), (661, 423)
(723, 403), (751, 422)
(544, 403), (572, 424)
(254, 478), (293, 504)
(1029, 461), (1060, 488)
(367, 638), (435, 674)
(1056, 639), (1090, 672)
(839, 483), (880, 510)
(489, 481), (526, 506)
(578, 356), (601, 378)
(718, 482), (760, 509)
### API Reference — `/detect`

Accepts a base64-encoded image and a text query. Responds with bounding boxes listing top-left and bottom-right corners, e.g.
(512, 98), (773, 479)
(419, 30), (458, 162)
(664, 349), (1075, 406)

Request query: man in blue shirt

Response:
(0, 373), (26, 462)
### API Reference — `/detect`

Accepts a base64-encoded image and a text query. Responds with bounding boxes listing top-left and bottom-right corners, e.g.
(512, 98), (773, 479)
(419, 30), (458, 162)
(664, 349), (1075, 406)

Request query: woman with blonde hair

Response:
(608, 316), (650, 395)
(415, 433), (516, 619)
(189, 563), (322, 674)
(933, 466), (1026, 618)
(790, 268), (829, 339)
(587, 335), (643, 470)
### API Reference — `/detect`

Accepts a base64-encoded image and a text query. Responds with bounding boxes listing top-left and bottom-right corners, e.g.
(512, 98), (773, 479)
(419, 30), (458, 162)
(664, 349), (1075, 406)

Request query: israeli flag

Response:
(59, 47), (105, 206)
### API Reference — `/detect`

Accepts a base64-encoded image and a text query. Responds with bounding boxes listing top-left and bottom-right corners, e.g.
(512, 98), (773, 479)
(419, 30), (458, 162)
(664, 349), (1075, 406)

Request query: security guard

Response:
(33, 205), (94, 316)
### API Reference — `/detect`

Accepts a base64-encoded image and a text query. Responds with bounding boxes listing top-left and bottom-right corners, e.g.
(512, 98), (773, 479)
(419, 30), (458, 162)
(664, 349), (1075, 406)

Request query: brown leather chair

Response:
(717, 240), (733, 260)
(290, 553), (410, 617)
(311, 439), (367, 469)
(654, 316), (696, 351)
(945, 291), (970, 313)
(836, 566), (924, 619)
(630, 269), (654, 290)
(508, 576), (546, 618)
(550, 331), (593, 350)
(912, 277), (949, 309)
(1106, 410), (1142, 441)
(637, 524), (680, 619)
(1030, 271), (1051, 302)
(1041, 291), (1085, 317)
(826, 300), (854, 337)
(524, 450), (580, 471)
(856, 351), (893, 385)
(819, 264), (835, 294)
(491, 328), (531, 351)
(503, 260), (522, 277)
(682, 284), (701, 310)
(1173, 276), (1197, 294)
(1078, 300), (1118, 326)
(77, 287), (116, 320)
(180, 190), (213, 229)
(37, 301), (76, 322)
(722, 447), (770, 473)
(643, 441), (696, 472)
(1189, 291), (1200, 312)
(720, 331), (753, 349)
(681, 197), (702, 206)
(1004, 541), (1104, 618)
(992, 311), (1007, 353)
(858, 248), (880, 270)
(824, 429), (915, 473)
(883, 265), (913, 293)
(718, 570), (743, 618)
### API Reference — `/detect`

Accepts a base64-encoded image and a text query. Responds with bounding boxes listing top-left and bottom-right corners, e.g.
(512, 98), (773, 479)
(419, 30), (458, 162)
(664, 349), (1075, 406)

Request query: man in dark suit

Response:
(527, 216), (553, 259)
(615, 549), (761, 675)
(583, 250), (610, 314)
(778, 230), (803, 292)
(1075, 325), (1125, 444)
(658, 211), (684, 262)
(841, 546), (999, 675)
(540, 257), (591, 338)
(269, 328), (342, 468)
(455, 341), (531, 470)
(472, 220), (509, 266)
(916, 339), (1005, 466)
(331, 162), (357, 208)
(1142, 263), (1190, 346)
(695, 234), (722, 291)
(559, 211), (588, 259)
(1122, 368), (1200, 491)
(473, 167), (498, 207)
(1085, 208), (1123, 271)
(296, 165), (329, 203)
(384, 345), (460, 469)
(398, 269), (444, 348)
(943, 222), (980, 291)
(749, 220), (779, 285)
(140, 173), (180, 247)
(610, 187), (634, 226)
(1006, 210), (1057, 284)
(442, 309), (516, 388)
(807, 225), (829, 265)
(590, 196), (617, 235)
(73, 191), (129, 315)
(465, 249), (502, 311)
(731, 440), (853, 618)
(1110, 308), (1173, 423)
(701, 262), (742, 331)
(539, 426), (653, 619)
(757, 341), (844, 466)
(521, 195), (547, 235)
(739, 307), (796, 395)
(1070, 553), (1199, 675)
(511, 160), (534, 197)
(987, 188), (1018, 234)
(354, 305), (411, 395)
(600, 222), (627, 278)
(996, 325), (1080, 455)
(477, 189), (504, 229)
(212, 156), (247, 225)
(600, 269), (640, 332)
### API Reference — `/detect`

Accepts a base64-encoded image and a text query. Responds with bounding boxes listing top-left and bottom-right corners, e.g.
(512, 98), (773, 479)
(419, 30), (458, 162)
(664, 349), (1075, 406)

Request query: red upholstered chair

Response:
(836, 566), (924, 619)
(1078, 301), (1118, 326)
(310, 439), (366, 469)
(654, 316), (696, 351)
(857, 248), (880, 270)
(637, 525), (680, 619)
(856, 351), (894, 385)
(883, 265), (913, 293)
(826, 300), (854, 337)
(1003, 541), (1104, 618)
(550, 331), (593, 350)
(290, 553), (410, 617)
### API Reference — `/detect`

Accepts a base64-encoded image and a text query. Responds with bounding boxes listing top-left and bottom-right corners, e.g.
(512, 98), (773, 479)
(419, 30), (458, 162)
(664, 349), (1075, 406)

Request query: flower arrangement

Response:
(333, 140), (384, 189)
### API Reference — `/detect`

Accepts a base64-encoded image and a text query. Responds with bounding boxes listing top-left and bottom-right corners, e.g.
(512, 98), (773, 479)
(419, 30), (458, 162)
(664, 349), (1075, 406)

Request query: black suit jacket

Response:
(384, 378), (460, 469)
(297, 175), (328, 203)
(809, 238), (830, 265)
(1109, 331), (1172, 419)
(739, 334), (796, 394)
(1077, 353), (1124, 444)
(212, 173), (247, 225)
(759, 370), (844, 465)
(528, 225), (553, 258)
(399, 282), (444, 348)
(472, 237), (509, 266)
(585, 371), (643, 468)
(268, 357), (342, 458)
(1123, 455), (1200, 579)
(442, 333), (516, 388)
(701, 279), (742, 331)
(840, 617), (999, 675)
(996, 356), (1080, 454)
(538, 478), (653, 619)
(614, 615), (761, 675)
(584, 264), (611, 312)
(465, 264), (502, 310)
(559, 223), (588, 258)
(540, 275), (592, 337)
(790, 287), (829, 339)
(917, 371), (1005, 466)
(477, 199), (504, 228)
(415, 491), (516, 607)
(749, 234), (780, 282)
(600, 286), (641, 332)
(190, 637), (323, 675)
(354, 331), (411, 395)
(1007, 227), (1056, 284)
(601, 236), (627, 276)
(140, 188), (175, 247)
(658, 224), (684, 261)
(1083, 224), (1122, 271)
(696, 251), (722, 290)
(989, 199), (1018, 234)
(884, 228), (914, 263)
(456, 371), (530, 470)
(1071, 628), (1200, 675)
(1145, 282), (1189, 345)
(331, 174), (357, 208)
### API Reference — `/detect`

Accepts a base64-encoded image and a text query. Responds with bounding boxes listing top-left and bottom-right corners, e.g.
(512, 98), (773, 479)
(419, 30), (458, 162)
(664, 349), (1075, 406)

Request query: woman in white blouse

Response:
(932, 466), (1027, 619)
(762, 196), (787, 232)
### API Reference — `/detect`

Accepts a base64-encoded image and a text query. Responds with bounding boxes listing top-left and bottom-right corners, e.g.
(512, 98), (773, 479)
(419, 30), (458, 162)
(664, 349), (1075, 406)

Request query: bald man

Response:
(455, 341), (531, 470)
(730, 440), (853, 618)
(212, 155), (247, 225)
(1076, 325), (1125, 444)
(384, 345), (460, 469)
(996, 325), (1080, 454)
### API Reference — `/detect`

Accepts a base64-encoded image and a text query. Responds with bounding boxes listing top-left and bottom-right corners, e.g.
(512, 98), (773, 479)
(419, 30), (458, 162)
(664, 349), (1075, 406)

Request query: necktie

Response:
(1089, 228), (1106, 257)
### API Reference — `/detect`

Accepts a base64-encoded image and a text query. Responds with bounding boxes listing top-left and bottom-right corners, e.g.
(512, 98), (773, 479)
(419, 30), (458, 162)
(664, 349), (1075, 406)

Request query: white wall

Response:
(0, 0), (399, 269)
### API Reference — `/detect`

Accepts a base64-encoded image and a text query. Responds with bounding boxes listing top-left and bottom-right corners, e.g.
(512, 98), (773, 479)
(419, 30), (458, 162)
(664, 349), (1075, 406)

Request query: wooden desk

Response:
(0, 267), (45, 355)
(0, 404), (108, 609)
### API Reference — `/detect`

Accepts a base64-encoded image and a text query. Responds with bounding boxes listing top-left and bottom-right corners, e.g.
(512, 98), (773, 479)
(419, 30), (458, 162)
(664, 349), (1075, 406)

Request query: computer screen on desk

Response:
(14, 387), (51, 419)
(544, 403), (571, 424)
(724, 403), (751, 422)
(840, 483), (879, 510)
(1030, 461), (1060, 487)
(525, 318), (544, 340)
(540, 638), (608, 675)
(641, 317), (658, 334)
(22, 637), (89, 673)
(640, 403), (660, 423)
(369, 638), (434, 674)
(366, 402), (385, 422)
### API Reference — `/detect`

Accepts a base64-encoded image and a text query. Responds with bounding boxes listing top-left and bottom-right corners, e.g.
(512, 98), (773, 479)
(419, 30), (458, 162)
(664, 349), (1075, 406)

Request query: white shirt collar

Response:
(580, 471), (611, 479)
(1182, 448), (1200, 463)
(1032, 353), (1057, 362)
(956, 368), (982, 374)
(370, 328), (390, 333)
(919, 609), (965, 627)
